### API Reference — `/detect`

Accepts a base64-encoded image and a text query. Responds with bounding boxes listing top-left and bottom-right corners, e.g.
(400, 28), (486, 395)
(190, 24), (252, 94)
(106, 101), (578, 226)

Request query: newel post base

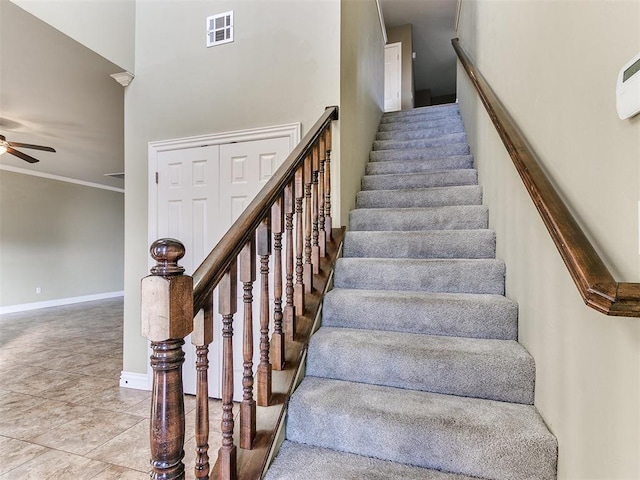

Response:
(149, 339), (187, 480)
(142, 238), (194, 480)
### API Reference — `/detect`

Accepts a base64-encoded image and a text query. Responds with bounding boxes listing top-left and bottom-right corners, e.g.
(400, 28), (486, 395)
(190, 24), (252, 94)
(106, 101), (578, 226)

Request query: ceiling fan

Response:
(0, 133), (55, 163)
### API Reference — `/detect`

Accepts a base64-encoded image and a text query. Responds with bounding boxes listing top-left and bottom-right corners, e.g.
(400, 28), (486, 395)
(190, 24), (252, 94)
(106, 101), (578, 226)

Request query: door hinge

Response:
(155, 172), (159, 184)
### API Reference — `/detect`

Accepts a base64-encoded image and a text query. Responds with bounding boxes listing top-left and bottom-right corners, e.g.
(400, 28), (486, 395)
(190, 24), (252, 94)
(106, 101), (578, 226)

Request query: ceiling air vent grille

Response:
(207, 11), (233, 47)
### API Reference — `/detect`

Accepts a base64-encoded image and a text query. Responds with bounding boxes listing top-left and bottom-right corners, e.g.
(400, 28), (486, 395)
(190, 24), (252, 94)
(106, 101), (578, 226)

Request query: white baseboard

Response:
(120, 371), (151, 391)
(0, 291), (124, 315)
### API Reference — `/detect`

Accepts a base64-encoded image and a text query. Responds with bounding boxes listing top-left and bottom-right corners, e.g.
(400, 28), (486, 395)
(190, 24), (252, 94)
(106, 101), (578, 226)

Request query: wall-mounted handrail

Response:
(452, 38), (640, 317)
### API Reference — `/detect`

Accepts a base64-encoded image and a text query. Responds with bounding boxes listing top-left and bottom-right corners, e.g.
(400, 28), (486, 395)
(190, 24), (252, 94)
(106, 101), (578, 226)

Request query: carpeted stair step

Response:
(380, 107), (460, 125)
(370, 144), (470, 162)
(349, 205), (489, 231)
(265, 441), (481, 480)
(285, 377), (558, 480)
(382, 103), (459, 119)
(378, 116), (464, 133)
(334, 258), (505, 294)
(365, 156), (474, 175)
(373, 133), (468, 151)
(343, 230), (495, 259)
(356, 185), (482, 209)
(376, 123), (466, 141)
(361, 169), (478, 191)
(322, 289), (518, 340)
(306, 327), (535, 404)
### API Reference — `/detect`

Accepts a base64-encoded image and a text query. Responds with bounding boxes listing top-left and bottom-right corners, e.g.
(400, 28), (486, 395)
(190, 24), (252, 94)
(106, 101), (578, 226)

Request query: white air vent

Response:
(207, 11), (233, 47)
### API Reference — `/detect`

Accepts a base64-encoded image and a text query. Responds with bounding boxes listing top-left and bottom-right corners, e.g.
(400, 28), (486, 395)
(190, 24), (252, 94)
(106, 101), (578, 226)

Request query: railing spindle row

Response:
(142, 107), (338, 480)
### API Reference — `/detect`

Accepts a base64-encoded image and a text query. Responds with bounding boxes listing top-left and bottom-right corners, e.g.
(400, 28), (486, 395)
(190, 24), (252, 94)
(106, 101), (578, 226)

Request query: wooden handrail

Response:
(452, 38), (640, 317)
(192, 106), (339, 313)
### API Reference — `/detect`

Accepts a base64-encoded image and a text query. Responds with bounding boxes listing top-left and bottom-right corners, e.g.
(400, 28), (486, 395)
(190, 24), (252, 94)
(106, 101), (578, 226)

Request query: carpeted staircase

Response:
(265, 104), (558, 480)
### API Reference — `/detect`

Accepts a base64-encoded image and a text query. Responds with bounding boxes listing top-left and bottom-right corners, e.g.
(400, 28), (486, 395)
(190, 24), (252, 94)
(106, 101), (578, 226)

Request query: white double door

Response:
(155, 136), (290, 399)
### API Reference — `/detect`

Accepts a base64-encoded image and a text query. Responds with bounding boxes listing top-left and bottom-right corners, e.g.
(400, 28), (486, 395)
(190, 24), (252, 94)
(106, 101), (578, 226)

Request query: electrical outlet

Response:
(35, 287), (41, 294)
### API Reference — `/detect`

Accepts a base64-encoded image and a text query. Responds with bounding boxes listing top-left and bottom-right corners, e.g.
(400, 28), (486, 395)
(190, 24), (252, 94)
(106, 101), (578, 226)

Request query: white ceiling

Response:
(0, 0), (125, 189)
(380, 0), (459, 97)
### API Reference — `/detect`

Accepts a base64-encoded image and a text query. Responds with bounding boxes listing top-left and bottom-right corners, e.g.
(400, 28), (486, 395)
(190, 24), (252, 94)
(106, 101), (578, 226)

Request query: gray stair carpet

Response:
(373, 132), (468, 151)
(356, 185), (482, 208)
(361, 169), (478, 190)
(379, 106), (460, 125)
(370, 143), (470, 161)
(266, 441), (481, 480)
(266, 103), (557, 480)
(376, 123), (465, 141)
(365, 155), (474, 175)
(377, 116), (465, 133)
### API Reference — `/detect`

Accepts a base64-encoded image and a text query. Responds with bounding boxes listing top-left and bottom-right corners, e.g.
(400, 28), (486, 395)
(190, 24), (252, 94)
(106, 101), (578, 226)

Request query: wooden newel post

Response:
(141, 238), (194, 480)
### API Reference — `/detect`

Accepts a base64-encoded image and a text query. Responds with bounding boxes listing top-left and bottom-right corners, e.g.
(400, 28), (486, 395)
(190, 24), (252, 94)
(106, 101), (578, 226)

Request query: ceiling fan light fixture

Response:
(0, 134), (55, 163)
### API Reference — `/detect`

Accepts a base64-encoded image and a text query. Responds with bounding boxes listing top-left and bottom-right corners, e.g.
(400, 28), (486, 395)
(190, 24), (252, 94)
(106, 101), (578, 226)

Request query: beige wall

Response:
(0, 171), (124, 307)
(10, 0), (135, 72)
(123, 0), (341, 374)
(338, 0), (384, 226)
(387, 24), (414, 110)
(457, 1), (640, 477)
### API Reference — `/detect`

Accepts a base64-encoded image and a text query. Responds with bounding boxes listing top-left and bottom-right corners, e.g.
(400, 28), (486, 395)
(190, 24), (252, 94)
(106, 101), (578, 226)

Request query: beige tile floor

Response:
(0, 298), (224, 479)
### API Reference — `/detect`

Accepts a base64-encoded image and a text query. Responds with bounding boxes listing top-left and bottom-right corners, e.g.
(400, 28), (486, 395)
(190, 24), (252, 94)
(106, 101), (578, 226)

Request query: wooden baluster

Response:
(239, 238), (256, 450)
(311, 143), (321, 274)
(283, 180), (296, 342)
(217, 262), (238, 480)
(271, 197), (285, 370)
(192, 292), (214, 479)
(318, 132), (327, 258)
(294, 167), (305, 314)
(303, 155), (313, 293)
(324, 128), (333, 241)
(257, 217), (272, 407)
(141, 239), (193, 480)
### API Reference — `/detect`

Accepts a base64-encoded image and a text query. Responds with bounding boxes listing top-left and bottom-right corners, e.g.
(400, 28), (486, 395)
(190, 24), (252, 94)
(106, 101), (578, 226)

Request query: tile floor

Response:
(0, 298), (224, 479)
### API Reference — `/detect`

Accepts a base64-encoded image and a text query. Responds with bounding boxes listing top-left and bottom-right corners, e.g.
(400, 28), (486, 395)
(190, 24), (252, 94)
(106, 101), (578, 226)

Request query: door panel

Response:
(155, 136), (291, 400)
(219, 137), (290, 400)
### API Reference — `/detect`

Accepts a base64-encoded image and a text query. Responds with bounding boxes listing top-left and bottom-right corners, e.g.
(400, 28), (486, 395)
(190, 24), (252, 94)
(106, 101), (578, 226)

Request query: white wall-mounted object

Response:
(616, 51), (640, 119)
(207, 11), (233, 47)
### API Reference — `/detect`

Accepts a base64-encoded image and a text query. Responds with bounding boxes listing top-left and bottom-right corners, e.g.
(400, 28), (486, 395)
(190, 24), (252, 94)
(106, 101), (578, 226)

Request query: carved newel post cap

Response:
(150, 238), (186, 276)
(142, 238), (193, 342)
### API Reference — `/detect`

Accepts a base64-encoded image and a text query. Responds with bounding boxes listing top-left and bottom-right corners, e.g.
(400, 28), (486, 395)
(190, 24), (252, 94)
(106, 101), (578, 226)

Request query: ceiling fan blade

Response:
(8, 142), (55, 152)
(7, 147), (39, 163)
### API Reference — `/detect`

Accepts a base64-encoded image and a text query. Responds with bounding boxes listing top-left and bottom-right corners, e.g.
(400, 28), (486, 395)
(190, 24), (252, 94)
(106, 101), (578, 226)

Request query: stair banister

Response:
(142, 106), (339, 480)
(191, 107), (338, 313)
(452, 38), (640, 317)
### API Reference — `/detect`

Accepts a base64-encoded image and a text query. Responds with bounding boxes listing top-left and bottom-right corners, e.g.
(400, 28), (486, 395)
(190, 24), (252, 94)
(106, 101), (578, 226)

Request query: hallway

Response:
(0, 298), (221, 479)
